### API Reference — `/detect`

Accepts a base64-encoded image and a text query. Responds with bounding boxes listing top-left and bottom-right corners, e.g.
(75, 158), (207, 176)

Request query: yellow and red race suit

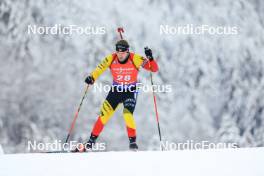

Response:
(90, 52), (159, 138)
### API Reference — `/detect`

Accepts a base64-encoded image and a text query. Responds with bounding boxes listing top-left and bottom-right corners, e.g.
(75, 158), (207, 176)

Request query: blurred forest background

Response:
(1, 0), (264, 153)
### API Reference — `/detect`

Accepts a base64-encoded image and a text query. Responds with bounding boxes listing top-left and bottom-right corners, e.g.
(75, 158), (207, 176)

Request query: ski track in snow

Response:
(0, 148), (263, 176)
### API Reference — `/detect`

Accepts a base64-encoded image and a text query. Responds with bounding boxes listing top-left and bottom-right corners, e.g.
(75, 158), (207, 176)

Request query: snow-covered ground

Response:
(0, 148), (263, 176)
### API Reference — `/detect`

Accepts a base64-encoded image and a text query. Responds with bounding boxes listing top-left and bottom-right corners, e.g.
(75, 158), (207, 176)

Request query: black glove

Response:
(144, 47), (154, 61)
(85, 76), (94, 85)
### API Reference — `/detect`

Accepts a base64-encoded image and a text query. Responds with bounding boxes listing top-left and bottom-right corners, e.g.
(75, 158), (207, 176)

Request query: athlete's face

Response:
(117, 50), (129, 62)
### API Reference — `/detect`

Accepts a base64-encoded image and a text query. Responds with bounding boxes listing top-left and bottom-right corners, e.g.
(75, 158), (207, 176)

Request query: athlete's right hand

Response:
(85, 76), (94, 85)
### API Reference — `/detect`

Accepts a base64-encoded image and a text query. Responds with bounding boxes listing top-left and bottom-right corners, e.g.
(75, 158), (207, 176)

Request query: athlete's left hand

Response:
(144, 47), (154, 61)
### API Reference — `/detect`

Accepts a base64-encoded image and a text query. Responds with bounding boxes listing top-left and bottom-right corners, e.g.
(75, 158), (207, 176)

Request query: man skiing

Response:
(77, 39), (158, 151)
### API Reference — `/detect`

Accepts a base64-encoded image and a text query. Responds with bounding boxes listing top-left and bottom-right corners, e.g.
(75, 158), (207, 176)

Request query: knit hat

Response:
(116, 39), (129, 52)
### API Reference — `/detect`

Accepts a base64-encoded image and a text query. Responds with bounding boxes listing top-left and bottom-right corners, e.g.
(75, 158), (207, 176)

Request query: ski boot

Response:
(129, 137), (138, 151)
(72, 134), (98, 152)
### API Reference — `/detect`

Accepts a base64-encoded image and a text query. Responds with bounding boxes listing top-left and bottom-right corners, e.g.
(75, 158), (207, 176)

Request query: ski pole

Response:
(117, 27), (124, 39)
(65, 85), (89, 143)
(150, 71), (163, 150)
(145, 47), (163, 151)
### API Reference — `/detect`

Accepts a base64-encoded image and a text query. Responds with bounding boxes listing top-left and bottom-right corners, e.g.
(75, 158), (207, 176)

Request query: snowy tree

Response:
(0, 0), (264, 153)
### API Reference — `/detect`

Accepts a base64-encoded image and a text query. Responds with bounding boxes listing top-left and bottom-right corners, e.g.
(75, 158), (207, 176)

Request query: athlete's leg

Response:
(75, 90), (120, 152)
(91, 90), (120, 137)
(122, 91), (138, 148)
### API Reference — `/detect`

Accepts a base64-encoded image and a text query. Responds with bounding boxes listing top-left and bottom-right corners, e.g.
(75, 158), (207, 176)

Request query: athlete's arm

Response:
(90, 54), (113, 81)
(142, 59), (158, 72)
(132, 53), (159, 72)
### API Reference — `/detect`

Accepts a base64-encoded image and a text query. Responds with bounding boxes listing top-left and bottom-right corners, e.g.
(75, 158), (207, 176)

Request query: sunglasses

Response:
(116, 45), (129, 52)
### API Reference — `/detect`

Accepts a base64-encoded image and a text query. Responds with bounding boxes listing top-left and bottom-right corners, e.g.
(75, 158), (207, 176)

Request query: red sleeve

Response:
(143, 59), (159, 72)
